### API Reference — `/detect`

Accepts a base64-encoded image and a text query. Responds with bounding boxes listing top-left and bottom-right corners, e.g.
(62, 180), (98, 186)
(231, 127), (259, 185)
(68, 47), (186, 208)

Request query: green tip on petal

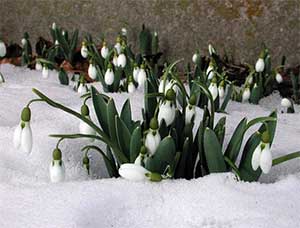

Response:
(189, 94), (196, 105)
(146, 172), (162, 182)
(83, 156), (89, 165)
(140, 64), (145, 69)
(261, 131), (270, 143)
(220, 80), (225, 87)
(166, 88), (176, 101)
(81, 104), (89, 116)
(150, 118), (159, 130)
(140, 146), (147, 155)
(211, 77), (217, 84)
(108, 63), (113, 69)
(53, 148), (62, 160)
(21, 107), (31, 122)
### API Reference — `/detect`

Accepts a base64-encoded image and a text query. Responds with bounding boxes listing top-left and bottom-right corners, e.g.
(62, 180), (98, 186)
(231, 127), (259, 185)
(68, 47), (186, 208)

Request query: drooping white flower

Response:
(128, 81), (136, 93)
(101, 42), (109, 59)
(251, 131), (272, 174)
(145, 118), (161, 155)
(158, 89), (176, 126)
(35, 61), (42, 71)
(185, 94), (197, 125)
(275, 72), (283, 83)
(133, 65), (140, 82)
(13, 107), (32, 154)
(62, 30), (65, 36)
(114, 37), (122, 54)
(208, 44), (216, 56)
(112, 54), (118, 66)
(78, 83), (88, 94)
(137, 64), (147, 89)
(117, 53), (126, 68)
(49, 148), (65, 183)
(208, 79), (218, 101)
(121, 28), (127, 36)
(88, 63), (97, 80)
(0, 40), (6, 57)
(218, 81), (225, 99)
(192, 52), (199, 64)
(242, 87), (251, 103)
(247, 75), (253, 85)
(21, 38), (27, 47)
(281, 98), (291, 108)
(52, 22), (57, 30)
(158, 79), (169, 94)
(81, 42), (88, 58)
(206, 61), (215, 80)
(42, 66), (49, 79)
(104, 65), (114, 85)
(55, 40), (59, 46)
(255, 58), (265, 72)
(119, 163), (149, 181)
(134, 146), (147, 166)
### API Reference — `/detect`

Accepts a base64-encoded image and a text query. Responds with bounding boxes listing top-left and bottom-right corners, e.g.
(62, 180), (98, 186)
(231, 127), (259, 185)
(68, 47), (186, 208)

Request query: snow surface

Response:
(0, 64), (300, 228)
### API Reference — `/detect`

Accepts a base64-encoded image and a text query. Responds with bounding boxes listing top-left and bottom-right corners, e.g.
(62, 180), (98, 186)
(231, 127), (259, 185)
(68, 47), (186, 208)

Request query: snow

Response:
(0, 64), (300, 228)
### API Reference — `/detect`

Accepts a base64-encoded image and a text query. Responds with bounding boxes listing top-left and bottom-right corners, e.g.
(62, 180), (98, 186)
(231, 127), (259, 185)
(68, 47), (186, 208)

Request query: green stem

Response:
(26, 99), (43, 107)
(272, 151), (300, 166)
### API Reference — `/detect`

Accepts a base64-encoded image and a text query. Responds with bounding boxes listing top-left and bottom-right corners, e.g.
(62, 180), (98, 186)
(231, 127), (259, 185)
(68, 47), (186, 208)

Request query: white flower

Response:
(114, 42), (121, 54)
(121, 28), (127, 36)
(112, 55), (118, 66)
(55, 40), (59, 45)
(137, 67), (147, 89)
(21, 38), (27, 46)
(247, 75), (253, 84)
(206, 64), (215, 80)
(165, 79), (179, 95)
(208, 82), (218, 101)
(208, 44), (216, 55)
(13, 121), (33, 154)
(145, 129), (161, 156)
(104, 68), (114, 85)
(117, 53), (126, 68)
(81, 43), (88, 58)
(133, 66), (140, 82)
(88, 63), (97, 80)
(35, 61), (42, 71)
(276, 72), (283, 83)
(218, 86), (225, 99)
(42, 66), (49, 79)
(242, 87), (251, 103)
(192, 53), (199, 63)
(52, 22), (57, 30)
(251, 143), (272, 174)
(255, 58), (265, 72)
(158, 79), (169, 94)
(49, 160), (65, 183)
(101, 45), (109, 59)
(281, 98), (291, 108)
(119, 163), (149, 181)
(185, 105), (196, 125)
(128, 82), (136, 93)
(0, 40), (6, 57)
(62, 30), (65, 36)
(78, 83), (88, 94)
(158, 100), (176, 126)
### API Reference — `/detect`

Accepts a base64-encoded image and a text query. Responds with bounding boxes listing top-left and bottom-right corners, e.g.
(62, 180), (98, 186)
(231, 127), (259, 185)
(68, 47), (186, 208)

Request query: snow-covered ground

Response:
(0, 64), (299, 228)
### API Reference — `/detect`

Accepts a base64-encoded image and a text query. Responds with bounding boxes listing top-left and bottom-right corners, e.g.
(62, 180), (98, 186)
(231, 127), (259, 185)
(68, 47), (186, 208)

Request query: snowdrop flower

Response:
(246, 75), (253, 85)
(114, 36), (122, 54)
(185, 94), (196, 125)
(81, 41), (88, 58)
(206, 60), (215, 80)
(117, 52), (126, 68)
(242, 86), (251, 103)
(54, 40), (59, 46)
(158, 78), (169, 94)
(127, 76), (136, 93)
(208, 44), (216, 56)
(134, 146), (147, 166)
(192, 51), (199, 64)
(133, 63), (140, 82)
(88, 62), (97, 80)
(166, 79), (179, 95)
(79, 104), (96, 141)
(275, 71), (283, 84)
(281, 98), (291, 108)
(101, 42), (109, 59)
(145, 118), (161, 156)
(52, 22), (57, 30)
(13, 107), (33, 154)
(0, 40), (6, 57)
(255, 51), (265, 72)
(78, 83), (88, 94)
(82, 155), (90, 175)
(218, 81), (225, 99)
(112, 54), (118, 66)
(49, 148), (65, 183)
(104, 64), (114, 85)
(62, 30), (65, 36)
(208, 78), (218, 101)
(42, 65), (49, 79)
(35, 61), (42, 71)
(137, 64), (147, 89)
(158, 88), (176, 126)
(121, 28), (127, 36)
(21, 38), (27, 47)
(119, 163), (150, 181)
(251, 131), (272, 174)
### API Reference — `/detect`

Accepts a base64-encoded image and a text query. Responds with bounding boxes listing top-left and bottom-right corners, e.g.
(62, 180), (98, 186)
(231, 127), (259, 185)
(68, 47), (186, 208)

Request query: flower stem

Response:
(272, 151), (300, 166)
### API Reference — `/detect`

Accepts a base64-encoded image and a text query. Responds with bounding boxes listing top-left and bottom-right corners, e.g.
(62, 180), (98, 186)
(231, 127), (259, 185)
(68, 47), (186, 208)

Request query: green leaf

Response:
(115, 116), (131, 159)
(130, 126), (142, 162)
(58, 68), (69, 85)
(145, 136), (176, 174)
(120, 99), (133, 132)
(107, 98), (118, 142)
(203, 128), (227, 173)
(175, 137), (190, 178)
(139, 24), (152, 56)
(220, 84), (233, 111)
(214, 116), (226, 146)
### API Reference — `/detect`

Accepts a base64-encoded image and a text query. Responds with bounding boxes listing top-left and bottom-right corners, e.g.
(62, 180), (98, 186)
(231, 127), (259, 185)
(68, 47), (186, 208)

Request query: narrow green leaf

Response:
(130, 126), (142, 162)
(120, 99), (133, 132)
(115, 116), (131, 160)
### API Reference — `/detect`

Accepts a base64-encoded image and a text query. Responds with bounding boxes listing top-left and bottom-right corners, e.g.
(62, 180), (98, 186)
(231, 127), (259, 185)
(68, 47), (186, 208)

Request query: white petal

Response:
(242, 88), (251, 103)
(185, 105), (196, 124)
(117, 54), (126, 68)
(192, 54), (198, 63)
(112, 56), (118, 66)
(209, 83), (218, 101)
(128, 83), (136, 93)
(251, 144), (261, 171)
(101, 46), (108, 59)
(137, 69), (147, 88)
(158, 79), (169, 94)
(88, 64), (97, 80)
(13, 123), (22, 149)
(114, 43), (121, 54)
(281, 98), (291, 108)
(118, 163), (149, 181)
(255, 58), (265, 72)
(133, 67), (140, 82)
(49, 160), (65, 183)
(81, 46), (88, 58)
(218, 87), (225, 99)
(206, 66), (214, 80)
(158, 101), (176, 126)
(104, 69), (114, 85)
(145, 131), (161, 155)
(134, 155), (142, 165)
(35, 62), (42, 71)
(78, 84), (87, 94)
(260, 144), (272, 174)
(276, 73), (283, 84)
(0, 41), (7, 57)
(42, 67), (49, 79)
(20, 122), (33, 154)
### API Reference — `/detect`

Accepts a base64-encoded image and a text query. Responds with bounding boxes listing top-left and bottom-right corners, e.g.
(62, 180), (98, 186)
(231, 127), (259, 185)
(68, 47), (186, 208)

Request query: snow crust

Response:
(0, 64), (299, 228)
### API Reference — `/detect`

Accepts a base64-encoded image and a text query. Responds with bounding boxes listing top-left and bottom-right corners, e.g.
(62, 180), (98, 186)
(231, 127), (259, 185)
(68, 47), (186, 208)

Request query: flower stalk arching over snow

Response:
(101, 42), (109, 59)
(0, 40), (6, 57)
(49, 148), (65, 183)
(79, 104), (96, 141)
(145, 118), (161, 156)
(13, 107), (33, 154)
(81, 41), (88, 58)
(251, 131), (273, 174)
(185, 94), (197, 125)
(88, 62), (97, 80)
(137, 64), (147, 89)
(158, 88), (176, 126)
(104, 64), (114, 85)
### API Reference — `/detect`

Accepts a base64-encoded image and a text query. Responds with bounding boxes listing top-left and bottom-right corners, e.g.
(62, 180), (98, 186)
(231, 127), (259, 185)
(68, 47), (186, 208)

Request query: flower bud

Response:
(119, 163), (149, 181)
(165, 88), (176, 101)
(281, 98), (291, 108)
(21, 107), (31, 122)
(104, 65), (114, 85)
(81, 42), (88, 58)
(275, 72), (283, 84)
(117, 53), (126, 68)
(145, 172), (162, 182)
(21, 38), (27, 46)
(208, 80), (218, 101)
(52, 22), (57, 30)
(255, 58), (265, 72)
(81, 104), (89, 116)
(206, 61), (215, 80)
(88, 63), (97, 80)
(208, 44), (216, 55)
(53, 148), (62, 160)
(121, 28), (127, 36)
(192, 53), (199, 64)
